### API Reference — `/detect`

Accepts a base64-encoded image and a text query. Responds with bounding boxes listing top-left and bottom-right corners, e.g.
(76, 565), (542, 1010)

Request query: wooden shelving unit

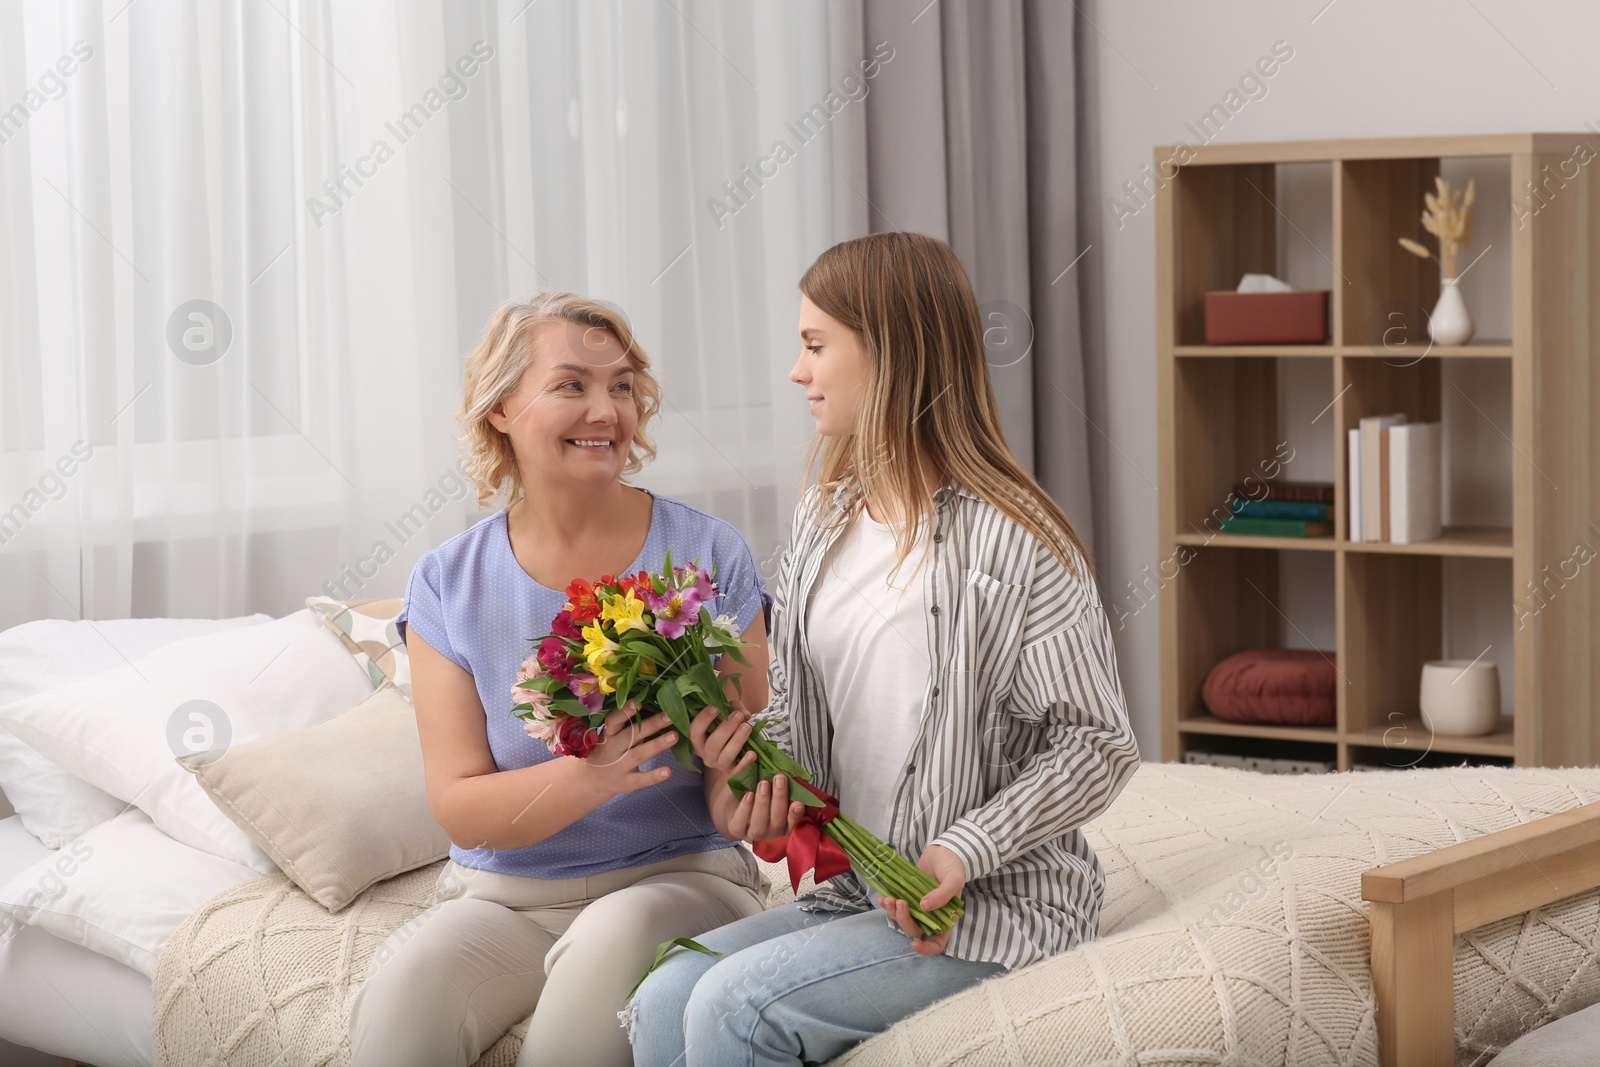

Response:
(1155, 134), (1599, 772)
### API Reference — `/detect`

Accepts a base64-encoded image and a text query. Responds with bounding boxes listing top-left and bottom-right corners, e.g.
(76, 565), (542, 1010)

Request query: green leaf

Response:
(670, 736), (698, 772)
(655, 679), (694, 738)
(626, 937), (723, 999)
(626, 639), (672, 667)
(550, 696), (591, 718)
(690, 662), (729, 713)
(719, 644), (753, 669)
(726, 760), (760, 799)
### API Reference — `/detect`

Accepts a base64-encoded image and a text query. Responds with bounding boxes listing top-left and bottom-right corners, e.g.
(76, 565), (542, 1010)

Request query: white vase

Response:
(1428, 277), (1474, 346)
(1419, 659), (1500, 736)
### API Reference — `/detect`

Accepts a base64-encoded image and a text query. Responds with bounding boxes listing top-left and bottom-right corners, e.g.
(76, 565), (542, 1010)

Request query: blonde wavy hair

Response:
(458, 292), (661, 508)
(799, 232), (1093, 581)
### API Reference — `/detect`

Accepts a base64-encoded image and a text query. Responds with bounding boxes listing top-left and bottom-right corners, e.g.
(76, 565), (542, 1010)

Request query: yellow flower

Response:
(582, 622), (620, 677)
(600, 590), (649, 634)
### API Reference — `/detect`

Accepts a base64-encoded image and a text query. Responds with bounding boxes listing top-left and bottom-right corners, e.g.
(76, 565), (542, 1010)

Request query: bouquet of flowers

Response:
(512, 552), (964, 939)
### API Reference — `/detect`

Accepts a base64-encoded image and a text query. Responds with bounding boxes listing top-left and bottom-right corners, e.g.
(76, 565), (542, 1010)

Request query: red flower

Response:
(565, 579), (601, 623)
(555, 715), (599, 758)
(551, 609), (581, 640)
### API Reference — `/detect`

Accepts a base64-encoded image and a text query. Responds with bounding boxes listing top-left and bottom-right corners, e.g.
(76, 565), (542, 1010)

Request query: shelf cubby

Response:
(1156, 133), (1600, 772)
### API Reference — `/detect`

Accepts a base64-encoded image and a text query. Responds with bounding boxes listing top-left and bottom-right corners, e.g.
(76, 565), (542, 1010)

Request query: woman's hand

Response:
(726, 770), (805, 843)
(878, 843), (966, 956)
(690, 701), (804, 843)
(689, 702), (755, 776)
(579, 702), (679, 798)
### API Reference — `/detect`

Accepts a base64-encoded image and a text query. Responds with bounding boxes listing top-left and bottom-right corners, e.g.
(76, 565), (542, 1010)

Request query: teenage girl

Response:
(627, 232), (1141, 1065)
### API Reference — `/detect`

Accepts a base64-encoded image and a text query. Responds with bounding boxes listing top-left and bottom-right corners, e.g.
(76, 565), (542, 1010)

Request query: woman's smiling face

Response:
(488, 320), (639, 488)
(791, 295), (869, 437)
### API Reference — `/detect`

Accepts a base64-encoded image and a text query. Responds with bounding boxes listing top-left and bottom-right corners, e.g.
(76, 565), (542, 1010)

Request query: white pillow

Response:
(0, 614), (271, 847)
(0, 610), (374, 870)
(0, 809), (259, 976)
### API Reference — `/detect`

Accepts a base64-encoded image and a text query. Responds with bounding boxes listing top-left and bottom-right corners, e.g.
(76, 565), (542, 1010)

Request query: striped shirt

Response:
(759, 479), (1140, 970)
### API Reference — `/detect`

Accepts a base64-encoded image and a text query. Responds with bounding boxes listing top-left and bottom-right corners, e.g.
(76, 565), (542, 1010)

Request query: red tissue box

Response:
(1203, 290), (1330, 345)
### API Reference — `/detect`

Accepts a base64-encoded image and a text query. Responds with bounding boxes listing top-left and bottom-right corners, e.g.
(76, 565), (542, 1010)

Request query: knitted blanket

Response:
(152, 763), (1600, 1065)
(838, 762), (1600, 1066)
(151, 849), (813, 1066)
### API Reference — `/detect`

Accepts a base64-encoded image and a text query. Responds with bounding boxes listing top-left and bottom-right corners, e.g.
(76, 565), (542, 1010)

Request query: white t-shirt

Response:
(806, 507), (933, 842)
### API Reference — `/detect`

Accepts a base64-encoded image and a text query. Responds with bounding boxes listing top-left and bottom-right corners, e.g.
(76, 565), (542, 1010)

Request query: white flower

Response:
(703, 612), (741, 650)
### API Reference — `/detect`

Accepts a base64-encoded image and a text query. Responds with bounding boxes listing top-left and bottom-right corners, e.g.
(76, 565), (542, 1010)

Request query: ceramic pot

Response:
(1419, 659), (1500, 736)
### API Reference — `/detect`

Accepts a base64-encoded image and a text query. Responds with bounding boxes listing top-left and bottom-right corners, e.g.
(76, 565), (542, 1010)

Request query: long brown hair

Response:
(798, 232), (1093, 580)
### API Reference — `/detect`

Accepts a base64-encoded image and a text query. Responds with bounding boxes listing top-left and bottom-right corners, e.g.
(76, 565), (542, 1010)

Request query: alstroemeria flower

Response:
(565, 579), (601, 623)
(569, 673), (605, 714)
(599, 589), (650, 634)
(685, 565), (716, 603)
(536, 636), (576, 684)
(703, 613), (742, 650)
(555, 715), (600, 758)
(582, 622), (621, 675)
(521, 714), (560, 747)
(551, 609), (582, 640)
(644, 584), (705, 640)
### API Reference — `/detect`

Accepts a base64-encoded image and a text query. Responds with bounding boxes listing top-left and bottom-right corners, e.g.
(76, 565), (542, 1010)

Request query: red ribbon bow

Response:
(751, 778), (852, 894)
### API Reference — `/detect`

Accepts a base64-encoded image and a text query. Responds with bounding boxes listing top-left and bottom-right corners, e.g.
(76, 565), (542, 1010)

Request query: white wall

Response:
(1077, 0), (1599, 757)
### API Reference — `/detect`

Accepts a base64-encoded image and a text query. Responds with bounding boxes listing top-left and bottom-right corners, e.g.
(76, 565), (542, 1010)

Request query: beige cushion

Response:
(179, 685), (449, 911)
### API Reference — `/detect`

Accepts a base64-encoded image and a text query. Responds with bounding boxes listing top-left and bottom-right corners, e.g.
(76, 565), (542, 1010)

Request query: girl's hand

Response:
(878, 843), (966, 955)
(689, 702), (756, 776)
(727, 771), (804, 844)
(581, 702), (678, 798)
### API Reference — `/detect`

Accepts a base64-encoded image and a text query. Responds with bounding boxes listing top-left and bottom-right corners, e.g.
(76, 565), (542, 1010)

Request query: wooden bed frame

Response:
(1362, 799), (1600, 1066)
(52, 802), (1600, 1067)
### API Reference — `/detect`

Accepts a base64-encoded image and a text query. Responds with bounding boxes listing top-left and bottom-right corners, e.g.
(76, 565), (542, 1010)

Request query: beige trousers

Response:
(347, 845), (766, 1067)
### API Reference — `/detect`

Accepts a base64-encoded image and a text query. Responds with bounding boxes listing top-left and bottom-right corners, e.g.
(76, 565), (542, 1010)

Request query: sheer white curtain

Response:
(0, 0), (828, 629)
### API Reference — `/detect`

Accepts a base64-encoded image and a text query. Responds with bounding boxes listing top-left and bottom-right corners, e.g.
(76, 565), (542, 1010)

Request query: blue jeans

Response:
(625, 901), (1004, 1067)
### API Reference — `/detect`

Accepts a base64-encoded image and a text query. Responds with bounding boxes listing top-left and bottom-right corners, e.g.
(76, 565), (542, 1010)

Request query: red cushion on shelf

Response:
(1201, 648), (1337, 725)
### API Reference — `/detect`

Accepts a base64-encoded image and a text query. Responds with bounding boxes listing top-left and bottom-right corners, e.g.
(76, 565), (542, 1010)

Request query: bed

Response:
(4, 609), (1600, 1066)
(0, 812), (154, 1067)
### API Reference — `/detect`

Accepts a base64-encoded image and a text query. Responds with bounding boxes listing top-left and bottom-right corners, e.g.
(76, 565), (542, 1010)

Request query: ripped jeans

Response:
(624, 901), (1003, 1067)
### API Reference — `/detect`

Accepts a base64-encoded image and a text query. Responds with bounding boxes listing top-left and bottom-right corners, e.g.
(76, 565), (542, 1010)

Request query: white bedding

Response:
(0, 815), (152, 1067)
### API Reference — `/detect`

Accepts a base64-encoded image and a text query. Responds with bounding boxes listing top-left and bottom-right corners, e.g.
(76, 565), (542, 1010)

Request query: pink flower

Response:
(569, 673), (605, 714)
(537, 636), (576, 684)
(521, 713), (560, 746)
(645, 574), (708, 640)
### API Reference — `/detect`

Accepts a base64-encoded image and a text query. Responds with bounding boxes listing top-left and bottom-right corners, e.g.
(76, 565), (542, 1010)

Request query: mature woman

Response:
(348, 292), (778, 1067)
(628, 233), (1141, 1065)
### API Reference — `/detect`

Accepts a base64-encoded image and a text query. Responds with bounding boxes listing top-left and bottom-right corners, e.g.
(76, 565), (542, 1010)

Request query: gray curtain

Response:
(826, 0), (1096, 557)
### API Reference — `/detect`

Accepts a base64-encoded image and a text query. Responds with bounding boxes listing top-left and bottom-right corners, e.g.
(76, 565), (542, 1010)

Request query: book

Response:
(1218, 516), (1335, 538)
(1389, 422), (1442, 543)
(1380, 427), (1392, 541)
(1232, 480), (1335, 504)
(1232, 499), (1330, 521)
(1348, 427), (1363, 541)
(1360, 413), (1407, 541)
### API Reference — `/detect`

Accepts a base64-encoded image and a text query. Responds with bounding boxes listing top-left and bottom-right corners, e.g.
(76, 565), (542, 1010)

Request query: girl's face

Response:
(791, 295), (870, 437)
(487, 320), (638, 488)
